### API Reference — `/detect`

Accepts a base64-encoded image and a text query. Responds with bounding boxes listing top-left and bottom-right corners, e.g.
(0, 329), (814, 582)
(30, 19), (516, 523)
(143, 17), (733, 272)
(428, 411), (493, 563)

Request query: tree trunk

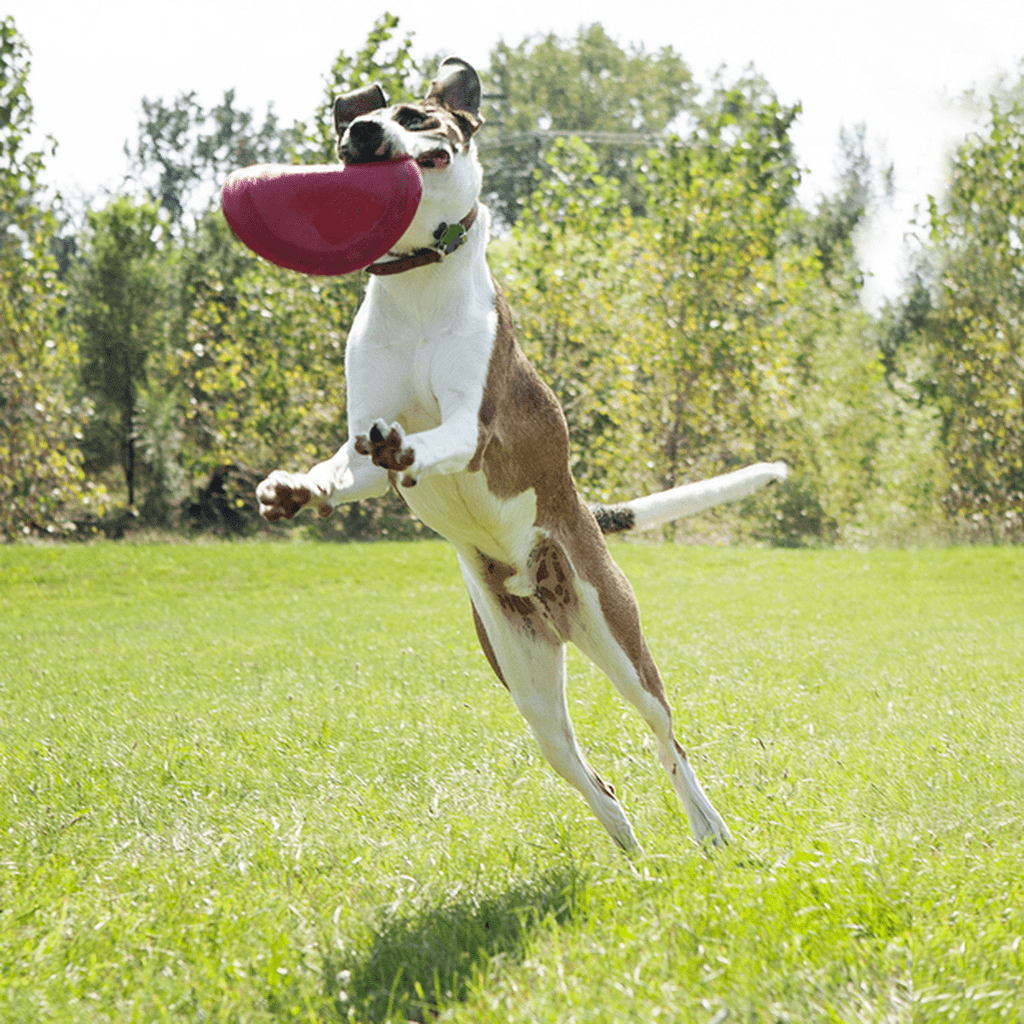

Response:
(123, 387), (136, 506)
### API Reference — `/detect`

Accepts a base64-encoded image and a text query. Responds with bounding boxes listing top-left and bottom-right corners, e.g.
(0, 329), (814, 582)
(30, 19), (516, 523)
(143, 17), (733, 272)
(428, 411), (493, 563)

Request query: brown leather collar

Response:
(366, 206), (478, 276)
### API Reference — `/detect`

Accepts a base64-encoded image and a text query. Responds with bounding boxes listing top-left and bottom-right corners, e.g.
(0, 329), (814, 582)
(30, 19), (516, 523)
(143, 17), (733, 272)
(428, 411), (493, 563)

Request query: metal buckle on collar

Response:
(433, 220), (468, 257)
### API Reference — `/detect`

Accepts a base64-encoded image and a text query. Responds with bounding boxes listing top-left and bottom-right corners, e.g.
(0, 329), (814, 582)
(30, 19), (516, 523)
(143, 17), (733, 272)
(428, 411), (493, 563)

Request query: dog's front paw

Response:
(354, 420), (418, 486)
(256, 470), (331, 521)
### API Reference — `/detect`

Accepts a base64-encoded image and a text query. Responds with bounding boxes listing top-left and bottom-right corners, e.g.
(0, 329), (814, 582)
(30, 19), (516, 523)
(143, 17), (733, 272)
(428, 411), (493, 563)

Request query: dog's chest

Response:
(401, 340), (444, 431)
(354, 271), (495, 418)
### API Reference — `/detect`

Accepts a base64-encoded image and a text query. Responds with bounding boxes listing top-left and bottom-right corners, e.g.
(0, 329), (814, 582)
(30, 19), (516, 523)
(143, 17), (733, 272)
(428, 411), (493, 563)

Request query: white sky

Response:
(8, 0), (1024, 305)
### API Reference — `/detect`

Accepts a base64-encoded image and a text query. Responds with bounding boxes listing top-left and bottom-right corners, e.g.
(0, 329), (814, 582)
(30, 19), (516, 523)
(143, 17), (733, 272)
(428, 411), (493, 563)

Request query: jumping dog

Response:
(256, 57), (788, 851)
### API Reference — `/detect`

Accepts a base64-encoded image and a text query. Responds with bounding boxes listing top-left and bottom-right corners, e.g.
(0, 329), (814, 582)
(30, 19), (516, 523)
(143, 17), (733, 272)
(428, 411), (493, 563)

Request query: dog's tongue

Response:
(221, 158), (423, 276)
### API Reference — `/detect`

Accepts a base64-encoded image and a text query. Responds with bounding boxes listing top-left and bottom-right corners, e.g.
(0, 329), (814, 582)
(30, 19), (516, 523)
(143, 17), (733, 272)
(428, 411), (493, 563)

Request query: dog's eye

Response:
(395, 107), (438, 131)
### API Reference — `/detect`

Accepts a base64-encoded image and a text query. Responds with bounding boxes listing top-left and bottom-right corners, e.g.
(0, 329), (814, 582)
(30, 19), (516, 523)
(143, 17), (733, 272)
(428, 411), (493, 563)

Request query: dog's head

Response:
(334, 57), (482, 167)
(334, 58), (484, 255)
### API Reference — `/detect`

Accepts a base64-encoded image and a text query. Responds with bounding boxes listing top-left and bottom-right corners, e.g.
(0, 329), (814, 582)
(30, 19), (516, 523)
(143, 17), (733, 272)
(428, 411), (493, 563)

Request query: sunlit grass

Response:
(1, 540), (1022, 1021)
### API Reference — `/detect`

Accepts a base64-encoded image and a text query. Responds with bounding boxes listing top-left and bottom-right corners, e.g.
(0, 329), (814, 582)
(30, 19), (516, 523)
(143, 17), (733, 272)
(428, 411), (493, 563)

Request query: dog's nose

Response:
(341, 120), (389, 163)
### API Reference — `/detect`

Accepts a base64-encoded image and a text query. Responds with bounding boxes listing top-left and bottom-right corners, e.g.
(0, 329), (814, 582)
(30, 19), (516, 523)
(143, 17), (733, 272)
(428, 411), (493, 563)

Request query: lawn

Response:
(1, 539), (1022, 1022)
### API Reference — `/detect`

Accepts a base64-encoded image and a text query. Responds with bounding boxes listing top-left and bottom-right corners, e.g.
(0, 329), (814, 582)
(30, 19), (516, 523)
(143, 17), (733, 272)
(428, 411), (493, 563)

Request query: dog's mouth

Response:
(416, 148), (451, 169)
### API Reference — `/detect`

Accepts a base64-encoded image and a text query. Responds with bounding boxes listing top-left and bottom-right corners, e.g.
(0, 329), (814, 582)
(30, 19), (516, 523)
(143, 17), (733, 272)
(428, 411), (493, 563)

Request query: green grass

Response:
(1, 539), (1022, 1022)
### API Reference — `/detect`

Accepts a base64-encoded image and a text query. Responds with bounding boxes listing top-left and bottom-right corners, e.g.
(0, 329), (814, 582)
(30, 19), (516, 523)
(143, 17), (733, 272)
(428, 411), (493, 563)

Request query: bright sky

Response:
(8, 0), (1024, 305)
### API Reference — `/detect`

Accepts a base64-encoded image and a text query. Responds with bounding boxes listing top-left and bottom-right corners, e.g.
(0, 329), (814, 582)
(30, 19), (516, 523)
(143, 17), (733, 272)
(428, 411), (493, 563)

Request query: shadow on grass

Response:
(322, 866), (584, 1022)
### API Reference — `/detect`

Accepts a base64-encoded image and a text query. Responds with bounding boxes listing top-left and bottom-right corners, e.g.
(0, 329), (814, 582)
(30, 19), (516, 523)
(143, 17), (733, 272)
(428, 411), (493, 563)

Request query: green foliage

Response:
(808, 124), (893, 295)
(0, 16), (46, 224)
(71, 196), (167, 508)
(0, 295), (96, 539)
(776, 309), (949, 545)
(12, 13), (1024, 545)
(122, 14), (420, 228)
(501, 67), (954, 546)
(496, 137), (647, 501)
(631, 79), (808, 488)
(71, 18), (423, 535)
(0, 16), (102, 540)
(125, 90), (299, 229)
(482, 24), (695, 226)
(918, 90), (1024, 534)
(114, 203), (421, 538)
(174, 261), (353, 476)
(502, 78), (808, 534)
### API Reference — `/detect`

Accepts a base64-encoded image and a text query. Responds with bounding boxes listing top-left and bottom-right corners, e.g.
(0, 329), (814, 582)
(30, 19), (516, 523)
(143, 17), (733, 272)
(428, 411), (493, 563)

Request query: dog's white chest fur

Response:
(350, 256), (542, 572)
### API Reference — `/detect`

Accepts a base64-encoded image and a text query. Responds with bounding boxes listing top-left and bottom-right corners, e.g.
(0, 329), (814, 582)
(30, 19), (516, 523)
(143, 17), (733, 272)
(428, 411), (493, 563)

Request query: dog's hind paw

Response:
(354, 420), (417, 485)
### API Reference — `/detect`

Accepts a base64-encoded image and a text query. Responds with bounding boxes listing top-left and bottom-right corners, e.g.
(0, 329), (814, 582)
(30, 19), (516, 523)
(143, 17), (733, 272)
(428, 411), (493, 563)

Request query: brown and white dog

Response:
(256, 58), (787, 851)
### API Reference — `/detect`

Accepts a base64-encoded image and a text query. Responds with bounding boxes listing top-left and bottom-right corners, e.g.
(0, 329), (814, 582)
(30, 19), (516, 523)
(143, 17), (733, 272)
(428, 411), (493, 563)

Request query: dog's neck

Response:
(366, 204), (479, 277)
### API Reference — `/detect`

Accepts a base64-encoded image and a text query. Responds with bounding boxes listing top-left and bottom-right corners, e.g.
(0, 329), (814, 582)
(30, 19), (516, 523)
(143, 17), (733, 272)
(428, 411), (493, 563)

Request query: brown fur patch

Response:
(475, 550), (554, 646)
(420, 104), (480, 150)
(470, 598), (509, 690)
(470, 286), (577, 525)
(467, 280), (676, 716)
(531, 539), (578, 642)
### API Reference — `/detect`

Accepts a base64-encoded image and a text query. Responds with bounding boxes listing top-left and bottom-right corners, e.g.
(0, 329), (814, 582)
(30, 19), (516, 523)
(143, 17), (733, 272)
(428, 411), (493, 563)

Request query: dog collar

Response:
(366, 206), (478, 276)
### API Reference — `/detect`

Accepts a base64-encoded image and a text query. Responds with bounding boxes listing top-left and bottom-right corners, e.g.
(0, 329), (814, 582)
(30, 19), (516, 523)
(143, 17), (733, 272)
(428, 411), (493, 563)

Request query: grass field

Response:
(1, 538), (1022, 1022)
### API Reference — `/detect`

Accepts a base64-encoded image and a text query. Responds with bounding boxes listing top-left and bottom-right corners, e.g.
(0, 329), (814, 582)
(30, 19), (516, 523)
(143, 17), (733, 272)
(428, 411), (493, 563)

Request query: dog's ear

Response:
(425, 57), (482, 127)
(333, 83), (388, 137)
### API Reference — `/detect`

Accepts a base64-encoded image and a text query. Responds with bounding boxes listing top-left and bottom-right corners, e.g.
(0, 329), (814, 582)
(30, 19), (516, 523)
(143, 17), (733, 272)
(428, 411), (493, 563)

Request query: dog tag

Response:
(221, 159), (423, 276)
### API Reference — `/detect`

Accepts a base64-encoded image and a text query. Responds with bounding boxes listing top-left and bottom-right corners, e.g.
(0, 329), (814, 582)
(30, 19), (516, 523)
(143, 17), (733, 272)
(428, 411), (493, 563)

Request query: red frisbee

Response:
(221, 159), (423, 276)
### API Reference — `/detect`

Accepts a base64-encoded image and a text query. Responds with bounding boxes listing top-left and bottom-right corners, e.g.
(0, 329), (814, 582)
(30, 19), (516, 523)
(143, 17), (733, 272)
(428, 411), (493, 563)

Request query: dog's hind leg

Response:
(563, 540), (733, 847)
(461, 555), (642, 852)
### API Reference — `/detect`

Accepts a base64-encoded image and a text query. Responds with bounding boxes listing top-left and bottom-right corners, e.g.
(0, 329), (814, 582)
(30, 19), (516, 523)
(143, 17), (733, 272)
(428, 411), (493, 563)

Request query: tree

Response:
(0, 16), (101, 540)
(173, 260), (354, 483)
(631, 75), (809, 489)
(918, 86), (1024, 534)
(482, 24), (695, 226)
(85, 16), (422, 534)
(499, 67), (942, 546)
(496, 137), (648, 502)
(72, 196), (166, 507)
(124, 90), (298, 230)
(808, 124), (894, 295)
(121, 14), (422, 232)
(43, 15), (962, 545)
(500, 76), (808, 519)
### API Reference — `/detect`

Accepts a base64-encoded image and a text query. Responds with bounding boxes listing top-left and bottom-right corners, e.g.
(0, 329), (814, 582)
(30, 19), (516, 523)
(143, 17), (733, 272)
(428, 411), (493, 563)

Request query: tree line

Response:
(2, 14), (1022, 543)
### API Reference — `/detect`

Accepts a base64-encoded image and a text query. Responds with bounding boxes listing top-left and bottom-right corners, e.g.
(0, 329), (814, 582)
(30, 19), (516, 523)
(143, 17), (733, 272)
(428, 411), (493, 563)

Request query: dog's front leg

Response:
(354, 407), (481, 488)
(257, 437), (389, 521)
(354, 342), (488, 486)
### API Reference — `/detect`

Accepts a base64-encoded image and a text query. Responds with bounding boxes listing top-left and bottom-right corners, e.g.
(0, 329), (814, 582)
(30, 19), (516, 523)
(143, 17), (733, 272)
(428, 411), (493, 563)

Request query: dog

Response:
(255, 57), (788, 851)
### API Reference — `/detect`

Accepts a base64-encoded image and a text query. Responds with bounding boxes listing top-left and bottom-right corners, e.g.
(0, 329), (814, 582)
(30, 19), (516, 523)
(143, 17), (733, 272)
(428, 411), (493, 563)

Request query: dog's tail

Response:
(590, 461), (789, 535)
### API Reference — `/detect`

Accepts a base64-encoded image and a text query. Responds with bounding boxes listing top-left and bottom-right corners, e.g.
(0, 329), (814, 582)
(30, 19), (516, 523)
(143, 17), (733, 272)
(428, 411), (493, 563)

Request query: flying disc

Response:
(221, 159), (423, 276)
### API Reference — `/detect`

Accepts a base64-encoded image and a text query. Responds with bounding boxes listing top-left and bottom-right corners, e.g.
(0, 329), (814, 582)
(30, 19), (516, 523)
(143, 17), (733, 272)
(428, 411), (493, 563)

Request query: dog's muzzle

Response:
(341, 121), (391, 163)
